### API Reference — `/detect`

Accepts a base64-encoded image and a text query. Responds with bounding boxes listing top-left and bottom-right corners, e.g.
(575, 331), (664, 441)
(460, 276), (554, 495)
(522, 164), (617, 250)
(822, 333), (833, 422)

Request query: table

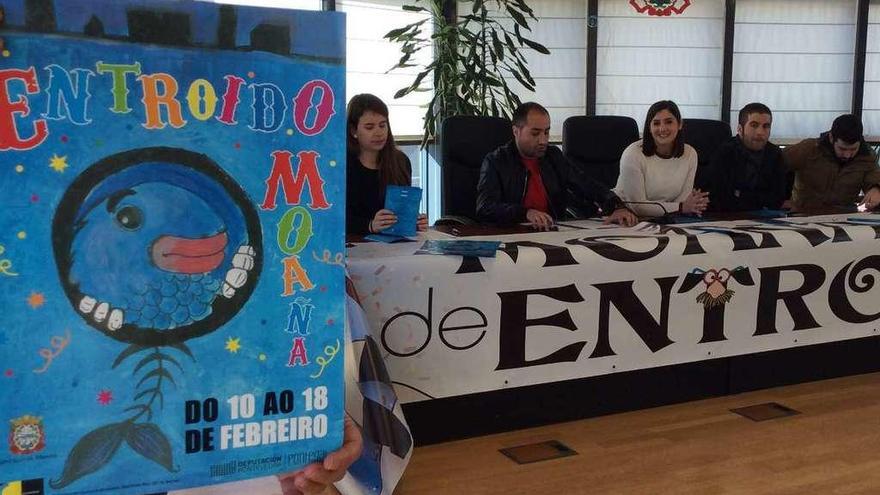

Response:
(348, 213), (880, 442)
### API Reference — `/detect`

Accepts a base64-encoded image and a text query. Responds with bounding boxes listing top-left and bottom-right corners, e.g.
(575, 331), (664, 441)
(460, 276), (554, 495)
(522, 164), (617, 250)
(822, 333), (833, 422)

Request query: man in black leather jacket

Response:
(476, 102), (637, 229)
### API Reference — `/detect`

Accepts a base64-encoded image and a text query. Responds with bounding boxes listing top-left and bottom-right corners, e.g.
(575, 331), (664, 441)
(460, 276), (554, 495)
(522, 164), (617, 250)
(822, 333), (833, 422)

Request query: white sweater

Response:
(613, 140), (698, 217)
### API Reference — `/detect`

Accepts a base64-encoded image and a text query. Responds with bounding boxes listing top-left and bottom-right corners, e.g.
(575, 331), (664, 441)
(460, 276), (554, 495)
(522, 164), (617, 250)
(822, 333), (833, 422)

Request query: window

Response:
(207, 0), (321, 9)
(866, 1), (880, 139)
(339, 0), (433, 138)
(596, 0), (725, 127)
(459, 1), (587, 140)
(732, 0), (858, 139)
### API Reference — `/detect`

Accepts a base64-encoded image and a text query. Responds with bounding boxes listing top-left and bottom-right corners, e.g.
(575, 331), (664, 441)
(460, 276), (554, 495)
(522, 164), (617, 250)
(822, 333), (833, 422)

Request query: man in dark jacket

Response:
(476, 102), (637, 229)
(784, 114), (880, 211)
(700, 102), (788, 212)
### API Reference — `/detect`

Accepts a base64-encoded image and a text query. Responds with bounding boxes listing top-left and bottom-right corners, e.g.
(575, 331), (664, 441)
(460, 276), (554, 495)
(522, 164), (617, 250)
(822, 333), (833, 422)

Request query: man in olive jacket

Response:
(784, 114), (880, 211)
(476, 102), (637, 229)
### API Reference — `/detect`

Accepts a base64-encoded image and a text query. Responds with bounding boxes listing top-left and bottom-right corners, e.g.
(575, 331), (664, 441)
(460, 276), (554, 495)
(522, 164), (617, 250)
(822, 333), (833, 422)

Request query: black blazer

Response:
(700, 137), (788, 212)
(476, 141), (622, 224)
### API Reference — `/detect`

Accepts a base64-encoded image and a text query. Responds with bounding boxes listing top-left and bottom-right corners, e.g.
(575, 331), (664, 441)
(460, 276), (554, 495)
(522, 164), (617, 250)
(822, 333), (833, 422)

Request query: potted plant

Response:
(385, 0), (549, 147)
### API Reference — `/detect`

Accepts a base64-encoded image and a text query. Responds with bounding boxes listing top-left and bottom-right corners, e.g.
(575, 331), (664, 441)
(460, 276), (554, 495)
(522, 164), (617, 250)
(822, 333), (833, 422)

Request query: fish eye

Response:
(115, 205), (143, 231)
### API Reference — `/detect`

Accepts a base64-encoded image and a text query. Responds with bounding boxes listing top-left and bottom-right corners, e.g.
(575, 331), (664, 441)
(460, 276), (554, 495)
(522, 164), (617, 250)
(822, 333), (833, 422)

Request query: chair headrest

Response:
(442, 116), (513, 169)
(562, 116), (640, 162)
(681, 118), (733, 164)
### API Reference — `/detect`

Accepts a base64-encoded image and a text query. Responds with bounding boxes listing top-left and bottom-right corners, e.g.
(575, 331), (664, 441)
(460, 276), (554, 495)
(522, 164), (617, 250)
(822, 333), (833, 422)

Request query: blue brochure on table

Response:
(382, 185), (423, 238)
(745, 209), (788, 219)
(415, 240), (503, 258)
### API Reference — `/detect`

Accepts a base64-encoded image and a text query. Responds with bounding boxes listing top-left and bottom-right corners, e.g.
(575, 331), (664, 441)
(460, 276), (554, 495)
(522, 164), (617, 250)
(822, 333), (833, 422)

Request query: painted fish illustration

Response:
(54, 148), (262, 343)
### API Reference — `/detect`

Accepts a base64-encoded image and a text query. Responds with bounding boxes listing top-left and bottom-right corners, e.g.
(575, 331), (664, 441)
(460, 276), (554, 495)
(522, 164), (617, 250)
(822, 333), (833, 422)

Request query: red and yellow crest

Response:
(630, 0), (692, 16)
(8, 416), (45, 455)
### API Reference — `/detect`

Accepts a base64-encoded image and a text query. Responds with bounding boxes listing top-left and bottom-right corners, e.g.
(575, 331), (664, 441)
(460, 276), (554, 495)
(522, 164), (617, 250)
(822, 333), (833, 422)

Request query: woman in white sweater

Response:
(614, 100), (709, 217)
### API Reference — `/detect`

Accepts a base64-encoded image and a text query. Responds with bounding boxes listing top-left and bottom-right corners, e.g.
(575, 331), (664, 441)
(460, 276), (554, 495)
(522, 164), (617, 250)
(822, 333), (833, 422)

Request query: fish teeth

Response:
(226, 268), (248, 288)
(108, 309), (124, 331)
(218, 245), (256, 299)
(232, 253), (254, 271)
(94, 302), (109, 322)
(79, 296), (97, 313)
(79, 295), (124, 331)
(221, 282), (236, 298)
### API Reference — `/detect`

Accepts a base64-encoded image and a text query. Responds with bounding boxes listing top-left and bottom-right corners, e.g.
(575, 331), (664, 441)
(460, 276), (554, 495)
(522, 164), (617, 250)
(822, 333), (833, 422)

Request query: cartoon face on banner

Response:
(53, 147), (263, 345)
(0, 1), (346, 493)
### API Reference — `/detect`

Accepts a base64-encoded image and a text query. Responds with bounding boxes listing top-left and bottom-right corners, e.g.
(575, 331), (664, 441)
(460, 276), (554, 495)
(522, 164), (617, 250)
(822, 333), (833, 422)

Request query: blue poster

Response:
(0, 1), (346, 493)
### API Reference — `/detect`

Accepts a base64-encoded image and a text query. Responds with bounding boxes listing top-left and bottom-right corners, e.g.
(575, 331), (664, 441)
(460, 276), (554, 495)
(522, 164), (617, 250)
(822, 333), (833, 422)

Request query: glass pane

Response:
(339, 0), (433, 138)
(596, 0), (725, 127)
(866, 0), (880, 139)
(206, 0), (321, 10)
(732, 0), (858, 139)
(458, 0), (588, 140)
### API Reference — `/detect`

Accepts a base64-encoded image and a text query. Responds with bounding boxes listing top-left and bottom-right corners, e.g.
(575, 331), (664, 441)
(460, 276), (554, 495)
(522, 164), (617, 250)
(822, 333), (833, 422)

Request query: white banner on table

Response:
(348, 215), (880, 402)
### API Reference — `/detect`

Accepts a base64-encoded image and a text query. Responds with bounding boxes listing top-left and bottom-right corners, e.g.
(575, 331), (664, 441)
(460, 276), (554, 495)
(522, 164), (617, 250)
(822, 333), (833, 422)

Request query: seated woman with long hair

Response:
(614, 100), (709, 217)
(346, 94), (428, 235)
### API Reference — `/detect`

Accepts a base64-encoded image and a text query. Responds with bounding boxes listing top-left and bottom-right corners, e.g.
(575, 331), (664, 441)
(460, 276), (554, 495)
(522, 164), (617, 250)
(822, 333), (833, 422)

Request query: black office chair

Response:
(682, 118), (732, 170)
(562, 115), (640, 190)
(439, 115), (513, 224)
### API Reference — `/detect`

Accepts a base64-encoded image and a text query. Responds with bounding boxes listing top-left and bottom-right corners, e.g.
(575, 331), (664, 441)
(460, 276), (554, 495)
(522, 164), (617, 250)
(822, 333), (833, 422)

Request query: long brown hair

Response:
(642, 100), (685, 158)
(347, 94), (410, 186)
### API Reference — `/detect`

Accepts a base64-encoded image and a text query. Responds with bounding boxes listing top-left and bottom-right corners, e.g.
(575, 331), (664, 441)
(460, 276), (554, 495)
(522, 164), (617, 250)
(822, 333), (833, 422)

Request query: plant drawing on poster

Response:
(0, 1), (346, 493)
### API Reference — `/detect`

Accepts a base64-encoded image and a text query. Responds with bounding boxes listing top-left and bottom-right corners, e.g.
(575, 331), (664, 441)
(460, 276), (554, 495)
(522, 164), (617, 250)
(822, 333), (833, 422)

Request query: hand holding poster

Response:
(0, 1), (346, 493)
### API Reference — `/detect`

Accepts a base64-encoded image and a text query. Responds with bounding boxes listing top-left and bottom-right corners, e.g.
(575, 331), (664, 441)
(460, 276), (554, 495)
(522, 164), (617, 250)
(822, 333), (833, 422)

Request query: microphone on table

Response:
(620, 200), (671, 219)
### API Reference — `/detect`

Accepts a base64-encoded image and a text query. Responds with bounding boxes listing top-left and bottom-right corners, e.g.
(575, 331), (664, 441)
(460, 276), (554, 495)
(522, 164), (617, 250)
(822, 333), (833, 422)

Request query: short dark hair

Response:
(512, 102), (549, 127)
(642, 100), (684, 158)
(830, 114), (863, 144)
(738, 102), (772, 127)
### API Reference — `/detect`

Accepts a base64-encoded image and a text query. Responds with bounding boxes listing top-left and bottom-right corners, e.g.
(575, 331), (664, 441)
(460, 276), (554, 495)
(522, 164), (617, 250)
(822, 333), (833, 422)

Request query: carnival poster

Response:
(0, 0), (346, 493)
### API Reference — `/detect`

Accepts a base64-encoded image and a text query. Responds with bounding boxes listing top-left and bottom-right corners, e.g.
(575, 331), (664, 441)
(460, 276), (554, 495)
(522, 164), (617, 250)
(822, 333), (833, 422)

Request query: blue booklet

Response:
(365, 233), (417, 243)
(382, 186), (422, 238)
(415, 240), (502, 258)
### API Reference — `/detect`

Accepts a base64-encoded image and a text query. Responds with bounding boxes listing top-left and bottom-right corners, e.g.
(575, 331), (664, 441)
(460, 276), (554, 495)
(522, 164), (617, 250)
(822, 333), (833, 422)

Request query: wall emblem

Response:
(629, 0), (692, 16)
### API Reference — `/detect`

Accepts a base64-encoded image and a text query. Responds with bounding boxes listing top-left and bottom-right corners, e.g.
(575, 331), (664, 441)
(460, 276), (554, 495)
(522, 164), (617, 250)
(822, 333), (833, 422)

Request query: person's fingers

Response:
(294, 476), (326, 495)
(300, 465), (338, 486)
(528, 212), (549, 230)
(278, 475), (305, 495)
(325, 416), (363, 471)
